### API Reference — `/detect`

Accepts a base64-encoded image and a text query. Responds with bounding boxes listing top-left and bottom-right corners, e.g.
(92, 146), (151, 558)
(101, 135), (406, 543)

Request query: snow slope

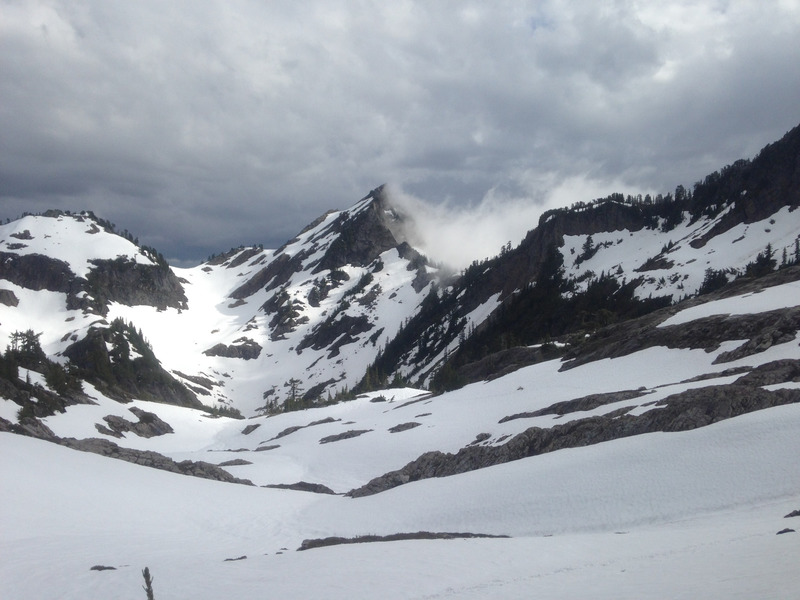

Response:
(562, 205), (800, 301)
(0, 212), (156, 279)
(2, 405), (798, 599)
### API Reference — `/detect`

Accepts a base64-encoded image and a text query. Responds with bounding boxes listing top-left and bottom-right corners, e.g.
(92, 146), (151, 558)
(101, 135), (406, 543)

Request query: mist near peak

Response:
(383, 176), (634, 271)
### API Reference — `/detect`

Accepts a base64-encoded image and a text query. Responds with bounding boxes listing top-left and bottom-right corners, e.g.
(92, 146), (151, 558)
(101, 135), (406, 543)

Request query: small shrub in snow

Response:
(142, 567), (155, 600)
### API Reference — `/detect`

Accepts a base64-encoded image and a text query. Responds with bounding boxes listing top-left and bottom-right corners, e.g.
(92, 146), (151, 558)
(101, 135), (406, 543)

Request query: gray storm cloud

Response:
(1, 1), (799, 264)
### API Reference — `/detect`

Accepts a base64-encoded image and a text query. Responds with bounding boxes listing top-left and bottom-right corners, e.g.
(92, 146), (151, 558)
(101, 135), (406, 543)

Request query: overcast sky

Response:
(2, 1), (799, 267)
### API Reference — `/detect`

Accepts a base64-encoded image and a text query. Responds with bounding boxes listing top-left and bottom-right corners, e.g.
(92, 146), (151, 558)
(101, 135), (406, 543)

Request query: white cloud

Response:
(385, 173), (637, 271)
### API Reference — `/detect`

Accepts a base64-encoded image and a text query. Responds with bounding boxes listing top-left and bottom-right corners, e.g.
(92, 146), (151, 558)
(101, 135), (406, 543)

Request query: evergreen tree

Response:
(581, 235), (595, 257)
(7, 330), (46, 369)
(0, 350), (18, 381)
(747, 243), (777, 276)
(698, 268), (729, 296)
(284, 377), (304, 410)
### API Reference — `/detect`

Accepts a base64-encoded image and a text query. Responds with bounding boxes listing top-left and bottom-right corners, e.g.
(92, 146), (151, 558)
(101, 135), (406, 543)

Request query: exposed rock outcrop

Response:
(203, 339), (262, 360)
(264, 481), (336, 495)
(0, 252), (77, 294)
(65, 326), (202, 409)
(229, 252), (307, 299)
(455, 345), (562, 387)
(298, 531), (509, 551)
(499, 389), (650, 423)
(218, 458), (253, 467)
(561, 286), (800, 371)
(319, 429), (372, 444)
(1, 416), (252, 485)
(297, 314), (373, 357)
(98, 407), (174, 438)
(388, 422), (421, 433)
(241, 423), (261, 435)
(733, 359), (800, 386)
(0, 289), (19, 307)
(312, 186), (402, 273)
(86, 257), (188, 313)
(59, 437), (253, 484)
(348, 384), (800, 497)
(268, 416), (340, 441)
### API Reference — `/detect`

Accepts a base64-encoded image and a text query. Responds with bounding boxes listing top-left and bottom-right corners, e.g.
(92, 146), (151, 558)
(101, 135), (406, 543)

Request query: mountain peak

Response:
(310, 185), (406, 274)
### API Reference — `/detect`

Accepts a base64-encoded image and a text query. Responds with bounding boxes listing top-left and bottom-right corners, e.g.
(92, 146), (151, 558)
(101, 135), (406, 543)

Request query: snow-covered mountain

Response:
(1, 124), (799, 598)
(2, 125), (799, 413)
(0, 187), (443, 415)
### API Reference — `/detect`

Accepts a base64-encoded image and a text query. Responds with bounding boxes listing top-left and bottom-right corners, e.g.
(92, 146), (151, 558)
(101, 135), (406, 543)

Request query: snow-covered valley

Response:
(2, 276), (800, 598)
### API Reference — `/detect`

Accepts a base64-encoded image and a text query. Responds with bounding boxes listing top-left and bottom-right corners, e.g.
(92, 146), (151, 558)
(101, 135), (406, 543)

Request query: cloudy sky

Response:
(2, 1), (799, 267)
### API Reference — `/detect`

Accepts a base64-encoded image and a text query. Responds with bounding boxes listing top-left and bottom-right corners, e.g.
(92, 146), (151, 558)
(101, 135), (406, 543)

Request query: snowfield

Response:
(2, 404), (799, 599)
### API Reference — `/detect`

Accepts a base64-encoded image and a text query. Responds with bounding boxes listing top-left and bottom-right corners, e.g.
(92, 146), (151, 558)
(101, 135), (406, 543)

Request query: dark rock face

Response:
(300, 379), (338, 403)
(241, 423), (261, 435)
(255, 444), (279, 452)
(203, 339), (262, 360)
(456, 346), (559, 386)
(348, 384), (800, 497)
(226, 247), (263, 269)
(229, 252), (307, 299)
(10, 229), (33, 240)
(0, 252), (77, 294)
(218, 458), (253, 467)
(0, 371), (93, 420)
(297, 314), (373, 357)
(714, 313), (799, 363)
(263, 290), (306, 341)
(312, 188), (401, 274)
(269, 416), (339, 441)
(319, 429), (372, 444)
(0, 289), (19, 307)
(388, 422), (421, 433)
(733, 360), (800, 386)
(483, 201), (655, 303)
(499, 389), (650, 423)
(1, 416), (58, 439)
(264, 481), (336, 494)
(228, 189), (403, 301)
(65, 327), (202, 409)
(298, 531), (508, 551)
(86, 257), (188, 312)
(98, 407), (174, 438)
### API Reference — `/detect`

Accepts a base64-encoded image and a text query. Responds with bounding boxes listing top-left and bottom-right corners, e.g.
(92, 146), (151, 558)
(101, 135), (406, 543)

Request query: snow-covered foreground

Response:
(2, 401), (799, 599)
